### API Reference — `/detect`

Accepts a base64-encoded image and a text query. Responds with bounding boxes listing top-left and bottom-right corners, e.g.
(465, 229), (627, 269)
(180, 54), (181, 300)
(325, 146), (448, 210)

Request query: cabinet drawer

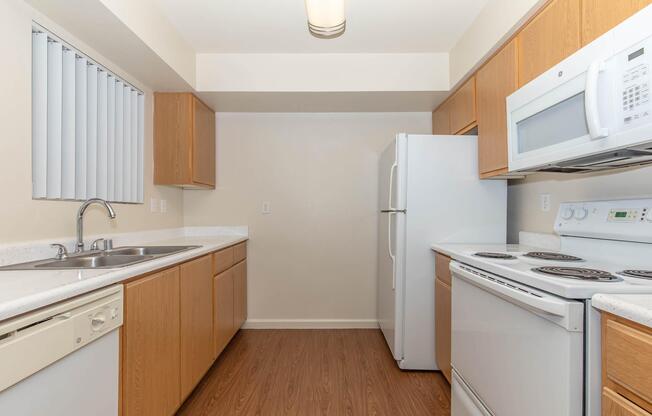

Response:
(604, 315), (652, 409)
(435, 252), (452, 286)
(233, 242), (247, 263)
(213, 247), (234, 275)
(603, 387), (651, 416)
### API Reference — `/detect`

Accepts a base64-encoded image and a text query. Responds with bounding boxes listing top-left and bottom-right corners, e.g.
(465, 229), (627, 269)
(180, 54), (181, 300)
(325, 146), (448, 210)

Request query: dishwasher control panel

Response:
(73, 293), (123, 347)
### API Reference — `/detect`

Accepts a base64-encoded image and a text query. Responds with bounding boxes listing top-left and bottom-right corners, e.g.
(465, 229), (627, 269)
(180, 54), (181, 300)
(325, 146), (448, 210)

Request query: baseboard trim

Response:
(242, 319), (379, 329)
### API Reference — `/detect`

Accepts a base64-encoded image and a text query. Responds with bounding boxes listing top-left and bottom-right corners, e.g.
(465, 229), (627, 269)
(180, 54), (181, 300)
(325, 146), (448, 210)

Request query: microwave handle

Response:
(585, 60), (609, 140)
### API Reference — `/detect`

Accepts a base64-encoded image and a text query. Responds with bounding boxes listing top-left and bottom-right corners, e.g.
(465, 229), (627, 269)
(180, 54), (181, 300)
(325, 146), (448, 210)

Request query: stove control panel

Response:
(555, 199), (652, 243)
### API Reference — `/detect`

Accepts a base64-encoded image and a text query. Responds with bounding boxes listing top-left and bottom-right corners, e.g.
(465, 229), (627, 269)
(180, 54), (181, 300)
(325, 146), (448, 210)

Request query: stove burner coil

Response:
(524, 252), (583, 262)
(620, 270), (652, 280)
(533, 266), (620, 281)
(474, 252), (517, 260)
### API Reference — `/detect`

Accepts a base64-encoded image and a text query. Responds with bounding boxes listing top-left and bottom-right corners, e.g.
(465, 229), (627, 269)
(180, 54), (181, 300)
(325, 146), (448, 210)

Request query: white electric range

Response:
(432, 198), (652, 416)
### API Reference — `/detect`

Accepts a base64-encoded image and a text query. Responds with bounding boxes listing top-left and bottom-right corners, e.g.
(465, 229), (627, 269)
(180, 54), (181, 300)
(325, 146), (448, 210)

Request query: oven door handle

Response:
(450, 262), (569, 318)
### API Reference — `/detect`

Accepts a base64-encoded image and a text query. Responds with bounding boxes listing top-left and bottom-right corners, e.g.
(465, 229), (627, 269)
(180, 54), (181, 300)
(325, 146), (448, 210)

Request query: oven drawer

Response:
(451, 262), (584, 416)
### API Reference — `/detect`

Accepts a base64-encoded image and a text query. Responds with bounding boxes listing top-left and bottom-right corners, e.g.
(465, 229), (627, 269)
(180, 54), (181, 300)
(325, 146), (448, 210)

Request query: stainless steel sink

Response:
(35, 255), (153, 269)
(0, 245), (201, 271)
(106, 246), (200, 256)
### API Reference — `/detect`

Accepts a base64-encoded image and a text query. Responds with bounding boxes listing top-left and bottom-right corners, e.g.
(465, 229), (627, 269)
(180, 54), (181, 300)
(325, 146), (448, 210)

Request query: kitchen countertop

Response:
(0, 234), (247, 322)
(592, 293), (652, 328)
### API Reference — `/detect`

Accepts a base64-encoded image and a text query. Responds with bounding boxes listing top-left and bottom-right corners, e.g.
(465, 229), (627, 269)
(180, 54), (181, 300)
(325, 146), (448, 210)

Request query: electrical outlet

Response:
(150, 198), (159, 213)
(262, 201), (271, 214)
(160, 199), (167, 213)
(540, 194), (551, 212)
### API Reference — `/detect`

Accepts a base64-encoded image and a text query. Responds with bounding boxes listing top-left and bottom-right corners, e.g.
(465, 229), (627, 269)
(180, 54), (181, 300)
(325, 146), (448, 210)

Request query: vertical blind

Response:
(32, 24), (144, 203)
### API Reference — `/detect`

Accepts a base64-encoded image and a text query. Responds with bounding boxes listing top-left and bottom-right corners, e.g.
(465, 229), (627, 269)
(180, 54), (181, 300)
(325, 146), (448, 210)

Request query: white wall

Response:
(183, 112), (432, 325)
(0, 0), (183, 244)
(507, 166), (652, 242)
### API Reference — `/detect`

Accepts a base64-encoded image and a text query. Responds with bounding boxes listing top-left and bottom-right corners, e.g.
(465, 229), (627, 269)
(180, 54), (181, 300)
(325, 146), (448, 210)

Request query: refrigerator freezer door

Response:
(377, 136), (407, 361)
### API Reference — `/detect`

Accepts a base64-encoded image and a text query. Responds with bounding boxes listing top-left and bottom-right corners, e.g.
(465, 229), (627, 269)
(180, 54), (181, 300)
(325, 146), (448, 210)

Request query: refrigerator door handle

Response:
(380, 209), (406, 213)
(388, 211), (396, 289)
(388, 161), (398, 210)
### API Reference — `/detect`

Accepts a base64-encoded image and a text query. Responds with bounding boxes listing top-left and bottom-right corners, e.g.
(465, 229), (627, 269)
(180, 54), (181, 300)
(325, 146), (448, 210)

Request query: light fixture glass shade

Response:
(305, 0), (346, 39)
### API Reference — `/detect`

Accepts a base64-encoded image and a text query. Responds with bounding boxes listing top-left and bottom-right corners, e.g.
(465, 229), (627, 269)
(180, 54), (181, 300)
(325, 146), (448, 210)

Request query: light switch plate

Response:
(262, 201), (271, 214)
(160, 199), (167, 213)
(540, 194), (551, 212)
(150, 198), (159, 213)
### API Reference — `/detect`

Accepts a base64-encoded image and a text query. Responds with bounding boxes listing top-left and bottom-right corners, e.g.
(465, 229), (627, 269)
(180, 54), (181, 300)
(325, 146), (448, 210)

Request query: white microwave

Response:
(507, 5), (652, 173)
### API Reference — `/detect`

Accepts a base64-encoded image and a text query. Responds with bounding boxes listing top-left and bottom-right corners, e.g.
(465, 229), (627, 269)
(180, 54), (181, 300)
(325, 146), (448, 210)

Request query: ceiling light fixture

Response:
(305, 0), (346, 39)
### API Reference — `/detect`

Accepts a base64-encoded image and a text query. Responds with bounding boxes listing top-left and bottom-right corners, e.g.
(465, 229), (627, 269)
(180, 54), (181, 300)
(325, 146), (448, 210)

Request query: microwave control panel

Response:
(620, 45), (651, 125)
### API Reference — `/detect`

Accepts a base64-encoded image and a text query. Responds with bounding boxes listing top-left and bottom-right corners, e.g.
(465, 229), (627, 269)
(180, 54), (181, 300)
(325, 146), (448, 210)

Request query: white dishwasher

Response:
(0, 285), (123, 416)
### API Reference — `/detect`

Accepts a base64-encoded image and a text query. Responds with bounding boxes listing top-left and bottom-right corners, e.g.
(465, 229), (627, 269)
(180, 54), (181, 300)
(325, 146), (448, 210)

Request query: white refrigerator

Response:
(377, 134), (507, 370)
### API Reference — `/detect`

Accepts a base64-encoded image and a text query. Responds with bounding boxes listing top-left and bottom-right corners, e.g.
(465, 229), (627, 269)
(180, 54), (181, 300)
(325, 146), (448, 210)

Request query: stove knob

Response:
(574, 207), (589, 220)
(561, 207), (575, 220)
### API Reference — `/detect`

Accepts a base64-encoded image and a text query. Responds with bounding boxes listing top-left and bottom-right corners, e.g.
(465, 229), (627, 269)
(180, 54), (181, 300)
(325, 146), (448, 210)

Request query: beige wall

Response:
(0, 0), (183, 245)
(449, 0), (544, 86)
(183, 112), (432, 322)
(507, 166), (652, 242)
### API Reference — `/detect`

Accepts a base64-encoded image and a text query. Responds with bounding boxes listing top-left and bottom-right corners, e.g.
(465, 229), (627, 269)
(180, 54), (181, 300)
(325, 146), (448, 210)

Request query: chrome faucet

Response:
(76, 198), (116, 253)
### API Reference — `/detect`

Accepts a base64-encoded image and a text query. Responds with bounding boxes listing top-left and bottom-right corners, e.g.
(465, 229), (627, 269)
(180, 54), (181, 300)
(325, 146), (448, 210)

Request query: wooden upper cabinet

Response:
(179, 255), (214, 400)
(582, 0), (652, 45)
(449, 77), (477, 134)
(154, 93), (215, 188)
(517, 0), (581, 86)
(477, 40), (519, 177)
(122, 268), (181, 416)
(432, 101), (451, 135)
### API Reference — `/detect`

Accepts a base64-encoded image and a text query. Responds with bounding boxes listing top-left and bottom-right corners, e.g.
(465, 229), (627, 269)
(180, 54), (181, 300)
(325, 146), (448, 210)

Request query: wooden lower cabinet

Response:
(435, 278), (452, 383)
(214, 268), (235, 356)
(602, 312), (652, 415)
(122, 268), (181, 416)
(121, 242), (248, 416)
(603, 387), (651, 416)
(233, 260), (248, 329)
(179, 255), (214, 400)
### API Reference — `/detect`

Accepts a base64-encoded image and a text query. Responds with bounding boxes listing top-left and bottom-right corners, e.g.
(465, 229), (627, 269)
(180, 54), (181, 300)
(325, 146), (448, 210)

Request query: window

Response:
(32, 24), (144, 203)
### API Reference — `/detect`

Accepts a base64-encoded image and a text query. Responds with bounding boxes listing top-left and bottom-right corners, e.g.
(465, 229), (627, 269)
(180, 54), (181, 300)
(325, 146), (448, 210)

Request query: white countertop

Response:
(592, 294), (652, 328)
(0, 233), (247, 322)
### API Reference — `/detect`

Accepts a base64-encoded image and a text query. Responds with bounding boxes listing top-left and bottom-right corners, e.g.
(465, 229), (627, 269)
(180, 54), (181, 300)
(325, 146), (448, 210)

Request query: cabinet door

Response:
(518, 0), (581, 86)
(582, 0), (652, 45)
(179, 255), (214, 400)
(477, 40), (518, 177)
(191, 97), (216, 187)
(122, 268), (181, 416)
(154, 93), (192, 185)
(233, 260), (247, 329)
(435, 278), (452, 383)
(449, 77), (477, 134)
(213, 268), (235, 357)
(432, 101), (451, 135)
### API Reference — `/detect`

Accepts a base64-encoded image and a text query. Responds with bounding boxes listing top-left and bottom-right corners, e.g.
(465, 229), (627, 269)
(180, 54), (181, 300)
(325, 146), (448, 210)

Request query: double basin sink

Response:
(0, 246), (201, 270)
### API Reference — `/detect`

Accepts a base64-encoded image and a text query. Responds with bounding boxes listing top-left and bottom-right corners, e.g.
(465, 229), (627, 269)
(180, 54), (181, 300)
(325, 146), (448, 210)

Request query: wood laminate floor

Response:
(177, 329), (451, 416)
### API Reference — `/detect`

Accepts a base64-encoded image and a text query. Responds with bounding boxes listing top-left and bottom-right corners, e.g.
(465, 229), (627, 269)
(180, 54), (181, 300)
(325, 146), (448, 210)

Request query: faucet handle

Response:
(50, 244), (69, 260)
(90, 238), (105, 251)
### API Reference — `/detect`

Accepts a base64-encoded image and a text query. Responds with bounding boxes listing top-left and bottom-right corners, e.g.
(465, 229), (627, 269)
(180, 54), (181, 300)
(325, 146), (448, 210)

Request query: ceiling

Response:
(155, 0), (490, 54)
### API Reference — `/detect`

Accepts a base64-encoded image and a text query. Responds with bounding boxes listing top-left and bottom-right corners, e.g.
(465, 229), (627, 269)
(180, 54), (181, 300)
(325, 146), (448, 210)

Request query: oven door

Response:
(450, 262), (585, 416)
